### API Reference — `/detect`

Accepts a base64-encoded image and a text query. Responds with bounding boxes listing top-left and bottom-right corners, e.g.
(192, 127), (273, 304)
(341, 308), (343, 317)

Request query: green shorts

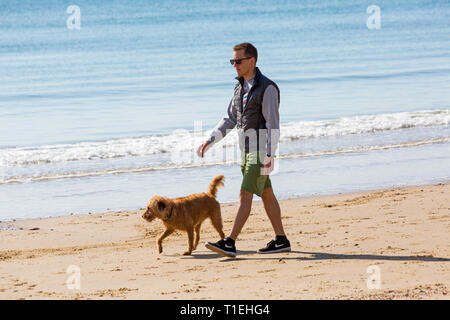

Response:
(240, 152), (272, 197)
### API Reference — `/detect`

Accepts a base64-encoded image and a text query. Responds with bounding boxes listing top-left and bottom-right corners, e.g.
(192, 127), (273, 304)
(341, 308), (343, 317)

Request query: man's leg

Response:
(258, 187), (291, 253)
(204, 189), (253, 258)
(205, 151), (258, 257)
(229, 189), (254, 241)
(261, 187), (285, 236)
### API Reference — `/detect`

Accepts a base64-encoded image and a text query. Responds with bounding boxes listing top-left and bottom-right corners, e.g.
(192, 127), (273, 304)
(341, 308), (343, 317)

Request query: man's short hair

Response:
(233, 42), (258, 63)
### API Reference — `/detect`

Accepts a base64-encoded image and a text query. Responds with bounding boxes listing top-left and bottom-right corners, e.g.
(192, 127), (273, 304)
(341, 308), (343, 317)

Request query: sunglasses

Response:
(230, 57), (252, 65)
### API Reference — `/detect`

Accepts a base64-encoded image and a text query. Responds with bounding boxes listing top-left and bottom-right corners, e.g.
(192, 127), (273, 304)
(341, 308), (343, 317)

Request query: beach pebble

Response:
(29, 227), (40, 231)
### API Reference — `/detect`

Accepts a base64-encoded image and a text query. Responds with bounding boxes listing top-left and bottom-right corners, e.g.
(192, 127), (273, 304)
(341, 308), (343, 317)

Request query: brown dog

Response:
(142, 175), (225, 255)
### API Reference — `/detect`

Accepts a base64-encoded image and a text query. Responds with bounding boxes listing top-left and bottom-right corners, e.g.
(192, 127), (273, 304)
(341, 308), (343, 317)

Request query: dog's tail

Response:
(208, 175), (225, 198)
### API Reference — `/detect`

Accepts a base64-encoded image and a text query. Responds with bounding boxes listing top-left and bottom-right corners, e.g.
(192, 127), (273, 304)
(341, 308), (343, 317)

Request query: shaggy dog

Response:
(142, 175), (225, 255)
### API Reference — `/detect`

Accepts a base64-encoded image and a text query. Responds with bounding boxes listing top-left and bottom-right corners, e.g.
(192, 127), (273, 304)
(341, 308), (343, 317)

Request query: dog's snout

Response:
(142, 209), (155, 222)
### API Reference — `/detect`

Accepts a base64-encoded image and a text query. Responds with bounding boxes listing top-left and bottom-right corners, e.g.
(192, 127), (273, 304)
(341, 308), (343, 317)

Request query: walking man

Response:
(196, 42), (291, 257)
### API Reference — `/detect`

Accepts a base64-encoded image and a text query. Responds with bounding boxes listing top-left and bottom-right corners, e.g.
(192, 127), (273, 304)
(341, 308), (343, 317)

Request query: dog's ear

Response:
(157, 199), (167, 212)
(157, 199), (173, 221)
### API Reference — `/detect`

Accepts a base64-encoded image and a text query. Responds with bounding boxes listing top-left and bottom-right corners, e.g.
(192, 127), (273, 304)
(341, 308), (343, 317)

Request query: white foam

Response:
(280, 109), (450, 140)
(0, 109), (449, 166)
(1, 137), (448, 185)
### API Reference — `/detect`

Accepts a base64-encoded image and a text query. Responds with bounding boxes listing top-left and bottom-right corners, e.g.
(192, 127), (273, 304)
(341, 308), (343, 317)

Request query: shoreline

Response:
(1, 181), (449, 299)
(1, 179), (449, 226)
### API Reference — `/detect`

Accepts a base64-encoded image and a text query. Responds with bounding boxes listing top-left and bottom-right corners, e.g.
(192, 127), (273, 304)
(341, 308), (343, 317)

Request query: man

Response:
(196, 42), (291, 258)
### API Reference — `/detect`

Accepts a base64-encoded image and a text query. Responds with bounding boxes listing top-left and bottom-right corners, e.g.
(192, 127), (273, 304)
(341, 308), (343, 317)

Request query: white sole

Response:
(257, 246), (291, 254)
(205, 242), (236, 258)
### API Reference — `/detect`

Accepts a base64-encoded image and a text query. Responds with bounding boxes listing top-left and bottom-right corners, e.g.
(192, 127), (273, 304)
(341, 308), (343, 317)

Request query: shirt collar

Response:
(236, 67), (262, 86)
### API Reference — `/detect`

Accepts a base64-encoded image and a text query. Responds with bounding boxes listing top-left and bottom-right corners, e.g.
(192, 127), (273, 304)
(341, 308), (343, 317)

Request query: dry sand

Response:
(0, 182), (449, 300)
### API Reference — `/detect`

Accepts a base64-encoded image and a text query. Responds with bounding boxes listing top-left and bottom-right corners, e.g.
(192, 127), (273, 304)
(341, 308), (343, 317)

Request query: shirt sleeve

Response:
(206, 98), (237, 147)
(261, 85), (280, 156)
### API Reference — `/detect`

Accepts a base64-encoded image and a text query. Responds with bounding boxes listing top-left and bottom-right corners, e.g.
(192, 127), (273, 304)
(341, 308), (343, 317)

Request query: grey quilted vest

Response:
(233, 67), (280, 153)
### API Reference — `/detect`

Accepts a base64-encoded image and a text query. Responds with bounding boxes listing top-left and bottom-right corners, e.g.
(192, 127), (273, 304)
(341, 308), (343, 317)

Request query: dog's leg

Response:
(157, 228), (174, 254)
(183, 226), (194, 255)
(210, 208), (225, 239)
(193, 224), (201, 250)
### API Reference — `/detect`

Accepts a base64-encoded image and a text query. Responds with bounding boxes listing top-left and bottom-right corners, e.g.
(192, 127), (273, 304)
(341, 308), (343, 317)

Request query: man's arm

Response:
(197, 98), (237, 157)
(261, 85), (280, 157)
(206, 98), (237, 146)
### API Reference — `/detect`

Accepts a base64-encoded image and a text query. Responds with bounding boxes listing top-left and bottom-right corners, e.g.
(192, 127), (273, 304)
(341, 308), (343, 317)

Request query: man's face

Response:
(232, 49), (255, 78)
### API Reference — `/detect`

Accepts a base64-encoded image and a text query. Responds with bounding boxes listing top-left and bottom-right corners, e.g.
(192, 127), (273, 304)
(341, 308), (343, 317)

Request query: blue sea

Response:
(0, 0), (449, 220)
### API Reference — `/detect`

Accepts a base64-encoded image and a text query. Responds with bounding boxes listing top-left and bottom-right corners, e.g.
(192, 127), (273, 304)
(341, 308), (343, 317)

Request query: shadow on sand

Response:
(182, 250), (450, 263)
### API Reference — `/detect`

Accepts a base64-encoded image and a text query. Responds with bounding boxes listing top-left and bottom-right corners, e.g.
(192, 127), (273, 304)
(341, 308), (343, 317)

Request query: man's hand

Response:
(196, 141), (211, 158)
(261, 155), (274, 175)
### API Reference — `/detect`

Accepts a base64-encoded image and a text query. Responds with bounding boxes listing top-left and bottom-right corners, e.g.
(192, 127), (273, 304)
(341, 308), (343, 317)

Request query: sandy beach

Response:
(0, 182), (449, 300)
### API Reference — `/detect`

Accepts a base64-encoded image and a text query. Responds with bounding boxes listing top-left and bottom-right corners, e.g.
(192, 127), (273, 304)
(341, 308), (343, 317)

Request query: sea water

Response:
(0, 0), (449, 220)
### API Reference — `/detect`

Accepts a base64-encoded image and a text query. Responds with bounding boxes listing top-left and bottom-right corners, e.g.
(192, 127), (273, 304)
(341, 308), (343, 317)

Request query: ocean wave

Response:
(0, 109), (449, 166)
(1, 136), (448, 185)
(281, 109), (450, 140)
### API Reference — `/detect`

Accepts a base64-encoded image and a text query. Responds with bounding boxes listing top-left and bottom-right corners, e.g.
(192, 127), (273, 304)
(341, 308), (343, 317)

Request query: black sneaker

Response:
(258, 238), (291, 254)
(205, 238), (236, 258)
